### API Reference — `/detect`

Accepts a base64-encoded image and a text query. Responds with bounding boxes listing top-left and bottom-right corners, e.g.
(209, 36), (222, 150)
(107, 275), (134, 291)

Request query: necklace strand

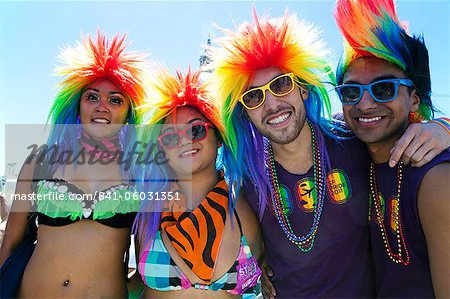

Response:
(369, 161), (410, 265)
(266, 119), (326, 252)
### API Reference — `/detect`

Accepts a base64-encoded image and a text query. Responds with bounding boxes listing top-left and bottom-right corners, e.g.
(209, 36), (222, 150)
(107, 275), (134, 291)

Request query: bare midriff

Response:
(18, 220), (130, 298)
(145, 288), (240, 299)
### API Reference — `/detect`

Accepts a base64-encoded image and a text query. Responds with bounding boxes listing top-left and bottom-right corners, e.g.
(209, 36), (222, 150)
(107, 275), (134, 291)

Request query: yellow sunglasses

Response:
(239, 73), (296, 110)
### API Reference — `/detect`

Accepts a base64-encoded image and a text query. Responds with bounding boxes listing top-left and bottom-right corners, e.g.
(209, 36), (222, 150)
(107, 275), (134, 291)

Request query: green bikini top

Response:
(34, 179), (140, 228)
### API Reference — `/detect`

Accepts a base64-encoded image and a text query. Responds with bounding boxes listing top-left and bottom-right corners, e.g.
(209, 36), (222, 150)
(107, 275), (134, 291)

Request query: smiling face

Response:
(160, 106), (219, 177)
(244, 67), (309, 145)
(342, 57), (419, 147)
(79, 79), (130, 138)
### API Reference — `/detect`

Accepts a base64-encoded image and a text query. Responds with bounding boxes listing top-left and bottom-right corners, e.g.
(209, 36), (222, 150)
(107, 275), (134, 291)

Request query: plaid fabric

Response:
(138, 230), (260, 296)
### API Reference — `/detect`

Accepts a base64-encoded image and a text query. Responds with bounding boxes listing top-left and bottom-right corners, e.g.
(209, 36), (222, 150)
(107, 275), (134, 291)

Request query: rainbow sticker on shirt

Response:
(295, 178), (316, 213)
(373, 193), (386, 227)
(387, 196), (399, 233)
(279, 184), (293, 217)
(326, 169), (352, 204)
(270, 184), (293, 218)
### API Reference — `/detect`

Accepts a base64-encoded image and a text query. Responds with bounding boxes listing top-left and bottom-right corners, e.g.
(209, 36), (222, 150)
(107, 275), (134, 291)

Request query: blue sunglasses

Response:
(335, 78), (414, 105)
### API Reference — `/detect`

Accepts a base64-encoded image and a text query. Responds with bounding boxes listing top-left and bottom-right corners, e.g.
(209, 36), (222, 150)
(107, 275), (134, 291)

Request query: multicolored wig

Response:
(45, 32), (148, 177)
(335, 0), (434, 121)
(208, 10), (335, 218)
(49, 31), (148, 125)
(133, 68), (241, 247)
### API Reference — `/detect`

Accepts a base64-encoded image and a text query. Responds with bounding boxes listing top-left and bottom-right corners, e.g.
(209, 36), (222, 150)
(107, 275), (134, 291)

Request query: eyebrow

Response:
(109, 91), (126, 98)
(83, 88), (125, 98)
(248, 73), (283, 90)
(83, 88), (99, 93)
(187, 117), (204, 124)
(161, 118), (205, 134)
(344, 74), (400, 85)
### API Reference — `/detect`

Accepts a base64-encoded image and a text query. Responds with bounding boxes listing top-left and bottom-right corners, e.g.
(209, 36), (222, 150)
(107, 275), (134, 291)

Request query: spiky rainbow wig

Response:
(209, 10), (335, 133)
(335, 0), (434, 120)
(207, 10), (335, 218)
(49, 32), (148, 125)
(133, 68), (241, 247)
(44, 32), (148, 179)
(139, 68), (225, 137)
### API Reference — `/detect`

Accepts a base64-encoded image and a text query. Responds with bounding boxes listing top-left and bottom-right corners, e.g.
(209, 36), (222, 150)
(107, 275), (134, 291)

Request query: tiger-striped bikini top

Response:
(138, 210), (261, 296)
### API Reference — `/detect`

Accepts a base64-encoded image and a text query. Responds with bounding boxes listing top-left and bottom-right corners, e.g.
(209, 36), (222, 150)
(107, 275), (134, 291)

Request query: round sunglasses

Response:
(158, 122), (214, 150)
(335, 78), (414, 105)
(240, 73), (296, 110)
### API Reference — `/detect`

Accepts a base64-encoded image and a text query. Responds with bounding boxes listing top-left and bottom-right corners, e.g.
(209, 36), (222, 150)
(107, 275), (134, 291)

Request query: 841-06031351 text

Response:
(9, 191), (181, 202)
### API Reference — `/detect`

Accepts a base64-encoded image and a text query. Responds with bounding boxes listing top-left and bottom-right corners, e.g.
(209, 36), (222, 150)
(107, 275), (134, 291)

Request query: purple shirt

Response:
(370, 149), (449, 298)
(244, 136), (375, 298)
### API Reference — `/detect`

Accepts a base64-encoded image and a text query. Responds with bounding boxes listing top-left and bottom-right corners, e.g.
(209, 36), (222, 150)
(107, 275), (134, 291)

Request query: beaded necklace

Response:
(265, 119), (326, 252)
(369, 161), (410, 265)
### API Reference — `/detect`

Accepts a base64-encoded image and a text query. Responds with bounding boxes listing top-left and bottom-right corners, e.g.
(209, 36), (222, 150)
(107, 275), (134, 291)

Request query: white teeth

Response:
(358, 116), (382, 123)
(92, 118), (110, 124)
(268, 112), (291, 125)
(180, 149), (199, 157)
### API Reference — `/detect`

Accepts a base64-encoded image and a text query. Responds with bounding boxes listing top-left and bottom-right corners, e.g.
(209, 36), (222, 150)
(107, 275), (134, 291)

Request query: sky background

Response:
(1, 0), (449, 174)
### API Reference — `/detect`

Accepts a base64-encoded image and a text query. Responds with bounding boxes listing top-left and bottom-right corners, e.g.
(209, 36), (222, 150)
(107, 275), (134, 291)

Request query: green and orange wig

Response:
(335, 0), (434, 121)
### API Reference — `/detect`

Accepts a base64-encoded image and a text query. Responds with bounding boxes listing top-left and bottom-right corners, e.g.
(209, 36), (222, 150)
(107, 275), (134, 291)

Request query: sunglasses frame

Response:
(335, 78), (414, 105)
(239, 73), (297, 110)
(158, 122), (214, 150)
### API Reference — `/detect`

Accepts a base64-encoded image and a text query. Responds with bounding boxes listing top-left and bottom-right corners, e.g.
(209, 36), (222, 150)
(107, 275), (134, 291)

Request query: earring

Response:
(409, 112), (423, 124)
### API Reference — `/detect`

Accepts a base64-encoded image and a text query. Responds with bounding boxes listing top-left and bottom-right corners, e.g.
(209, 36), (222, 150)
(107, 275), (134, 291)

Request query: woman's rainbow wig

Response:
(45, 32), (148, 178)
(335, 0), (434, 120)
(208, 10), (335, 218)
(139, 68), (225, 135)
(133, 68), (241, 247)
(49, 32), (148, 125)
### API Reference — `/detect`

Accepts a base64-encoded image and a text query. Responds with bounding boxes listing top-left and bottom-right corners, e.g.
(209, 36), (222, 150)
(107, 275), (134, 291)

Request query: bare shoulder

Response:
(418, 162), (449, 199)
(418, 162), (449, 217)
(11, 155), (41, 212)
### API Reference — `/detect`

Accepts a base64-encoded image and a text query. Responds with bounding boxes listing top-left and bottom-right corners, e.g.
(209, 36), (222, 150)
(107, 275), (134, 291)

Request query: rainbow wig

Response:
(45, 32), (148, 177)
(133, 68), (241, 247)
(208, 10), (335, 218)
(335, 0), (434, 121)
(49, 32), (147, 125)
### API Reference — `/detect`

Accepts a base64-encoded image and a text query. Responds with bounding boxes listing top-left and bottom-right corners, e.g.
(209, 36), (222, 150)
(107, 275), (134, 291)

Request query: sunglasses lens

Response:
(269, 75), (293, 95)
(372, 81), (396, 101)
(187, 124), (207, 141)
(160, 133), (180, 149)
(242, 89), (264, 109)
(339, 86), (361, 104)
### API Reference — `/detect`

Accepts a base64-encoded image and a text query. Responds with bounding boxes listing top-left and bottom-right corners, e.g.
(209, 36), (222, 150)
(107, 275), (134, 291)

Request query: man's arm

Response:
(418, 162), (450, 298)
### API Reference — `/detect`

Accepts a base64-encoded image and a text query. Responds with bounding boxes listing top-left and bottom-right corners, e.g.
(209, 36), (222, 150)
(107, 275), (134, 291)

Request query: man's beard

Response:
(258, 109), (306, 145)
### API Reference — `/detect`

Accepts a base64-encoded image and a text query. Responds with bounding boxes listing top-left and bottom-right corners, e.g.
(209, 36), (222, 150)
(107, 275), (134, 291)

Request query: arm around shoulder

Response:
(418, 162), (450, 298)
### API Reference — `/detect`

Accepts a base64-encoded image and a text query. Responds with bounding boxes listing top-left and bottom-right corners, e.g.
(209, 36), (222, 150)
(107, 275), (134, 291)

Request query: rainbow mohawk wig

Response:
(335, 0), (434, 120)
(49, 32), (148, 125)
(208, 10), (335, 218)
